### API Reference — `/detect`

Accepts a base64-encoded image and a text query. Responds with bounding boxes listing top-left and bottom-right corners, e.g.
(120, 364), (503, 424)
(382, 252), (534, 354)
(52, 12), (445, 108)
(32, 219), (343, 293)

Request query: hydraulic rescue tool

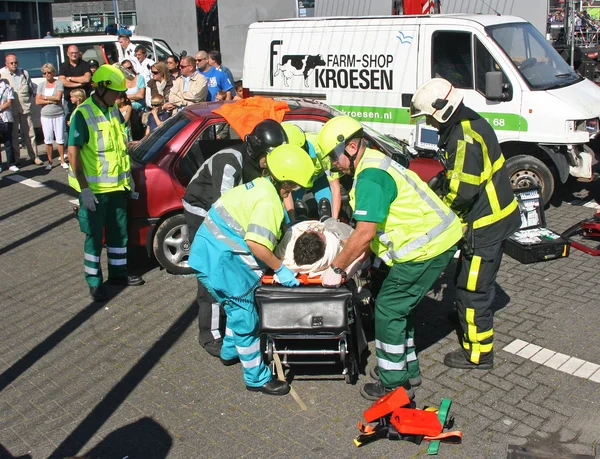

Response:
(561, 213), (600, 256)
(353, 387), (462, 455)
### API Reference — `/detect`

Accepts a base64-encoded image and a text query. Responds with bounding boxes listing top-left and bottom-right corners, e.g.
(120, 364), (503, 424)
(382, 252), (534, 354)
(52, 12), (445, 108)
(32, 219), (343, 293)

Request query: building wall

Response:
(218, 0), (297, 80)
(135, 0), (198, 58)
(0, 1), (53, 41)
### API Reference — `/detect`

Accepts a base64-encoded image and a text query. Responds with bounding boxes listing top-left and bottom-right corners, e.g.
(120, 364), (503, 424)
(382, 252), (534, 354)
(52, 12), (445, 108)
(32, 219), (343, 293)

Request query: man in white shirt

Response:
(134, 46), (155, 84)
(118, 34), (137, 63)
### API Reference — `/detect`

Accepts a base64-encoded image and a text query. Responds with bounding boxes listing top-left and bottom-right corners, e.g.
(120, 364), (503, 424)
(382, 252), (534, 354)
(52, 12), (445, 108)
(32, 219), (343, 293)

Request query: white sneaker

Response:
(45, 164), (52, 171)
(64, 153), (68, 160)
(9, 165), (20, 172)
(61, 163), (69, 169)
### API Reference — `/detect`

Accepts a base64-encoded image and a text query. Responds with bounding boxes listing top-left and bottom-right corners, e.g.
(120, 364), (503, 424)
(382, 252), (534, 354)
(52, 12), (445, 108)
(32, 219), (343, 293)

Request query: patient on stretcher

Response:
(274, 218), (357, 277)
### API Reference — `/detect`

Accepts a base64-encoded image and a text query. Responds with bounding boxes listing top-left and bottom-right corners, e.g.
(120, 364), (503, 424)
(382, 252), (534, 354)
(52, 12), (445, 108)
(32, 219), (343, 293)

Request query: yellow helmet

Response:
(317, 116), (363, 162)
(282, 123), (306, 149)
(92, 64), (126, 92)
(266, 144), (314, 189)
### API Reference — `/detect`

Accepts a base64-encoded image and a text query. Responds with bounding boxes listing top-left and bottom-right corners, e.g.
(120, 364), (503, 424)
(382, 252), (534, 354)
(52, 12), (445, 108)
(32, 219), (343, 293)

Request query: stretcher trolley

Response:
(255, 274), (368, 384)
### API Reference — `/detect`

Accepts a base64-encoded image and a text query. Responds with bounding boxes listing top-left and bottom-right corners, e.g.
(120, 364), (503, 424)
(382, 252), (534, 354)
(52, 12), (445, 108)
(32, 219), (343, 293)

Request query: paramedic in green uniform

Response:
(317, 116), (463, 401)
(68, 64), (145, 302)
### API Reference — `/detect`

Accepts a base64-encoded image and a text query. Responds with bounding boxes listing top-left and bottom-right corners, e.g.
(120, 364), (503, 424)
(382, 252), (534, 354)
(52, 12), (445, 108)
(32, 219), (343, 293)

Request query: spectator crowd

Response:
(1, 33), (243, 172)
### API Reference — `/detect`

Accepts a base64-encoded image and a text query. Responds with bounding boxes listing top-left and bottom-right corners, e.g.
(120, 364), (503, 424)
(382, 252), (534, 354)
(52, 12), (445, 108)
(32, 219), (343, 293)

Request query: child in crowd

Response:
(67, 89), (86, 126)
(115, 92), (133, 141)
(234, 80), (243, 100)
(145, 94), (169, 136)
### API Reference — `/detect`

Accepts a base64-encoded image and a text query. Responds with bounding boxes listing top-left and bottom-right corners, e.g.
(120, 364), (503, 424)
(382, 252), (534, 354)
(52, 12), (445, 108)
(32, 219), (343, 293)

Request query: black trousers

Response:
(455, 241), (505, 365)
(185, 209), (226, 348)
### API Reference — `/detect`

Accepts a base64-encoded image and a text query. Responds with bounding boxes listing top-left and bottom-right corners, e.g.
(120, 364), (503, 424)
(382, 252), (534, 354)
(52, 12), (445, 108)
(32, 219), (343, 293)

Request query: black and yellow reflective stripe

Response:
(462, 339), (493, 364)
(466, 256), (481, 292)
(445, 139), (467, 206)
(473, 198), (518, 229)
(463, 307), (494, 364)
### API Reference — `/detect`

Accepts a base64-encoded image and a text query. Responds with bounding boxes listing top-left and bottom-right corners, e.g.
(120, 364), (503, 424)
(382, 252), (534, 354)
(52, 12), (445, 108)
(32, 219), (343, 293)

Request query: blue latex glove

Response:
(274, 264), (300, 287)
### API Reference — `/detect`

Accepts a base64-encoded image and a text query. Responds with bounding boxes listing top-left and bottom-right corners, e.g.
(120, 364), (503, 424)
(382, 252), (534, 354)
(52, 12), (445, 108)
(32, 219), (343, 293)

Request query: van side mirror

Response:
(180, 50), (187, 57)
(485, 71), (511, 101)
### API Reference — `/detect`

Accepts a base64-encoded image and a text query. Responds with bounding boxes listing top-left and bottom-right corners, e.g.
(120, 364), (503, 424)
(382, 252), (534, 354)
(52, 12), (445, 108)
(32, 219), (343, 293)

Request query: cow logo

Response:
(274, 54), (326, 87)
(396, 31), (413, 44)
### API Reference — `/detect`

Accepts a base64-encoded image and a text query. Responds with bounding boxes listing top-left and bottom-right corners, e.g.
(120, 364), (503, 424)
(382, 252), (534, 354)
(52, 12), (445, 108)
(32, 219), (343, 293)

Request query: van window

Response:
(432, 32), (473, 89)
(0, 47), (60, 79)
(154, 40), (174, 63)
(63, 43), (118, 66)
(475, 37), (510, 96)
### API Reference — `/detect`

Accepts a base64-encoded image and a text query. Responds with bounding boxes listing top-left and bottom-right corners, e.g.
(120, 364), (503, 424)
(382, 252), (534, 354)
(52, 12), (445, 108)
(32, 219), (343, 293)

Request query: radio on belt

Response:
(504, 187), (570, 264)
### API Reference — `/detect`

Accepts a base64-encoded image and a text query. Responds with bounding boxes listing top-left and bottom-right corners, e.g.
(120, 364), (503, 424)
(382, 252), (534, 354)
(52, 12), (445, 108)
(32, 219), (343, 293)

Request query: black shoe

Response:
(369, 366), (422, 387)
(89, 285), (108, 302)
(246, 378), (290, 396)
(444, 349), (493, 370)
(318, 197), (332, 220)
(360, 381), (414, 401)
(108, 275), (145, 286)
(220, 356), (240, 366)
(203, 339), (223, 358)
(294, 200), (309, 221)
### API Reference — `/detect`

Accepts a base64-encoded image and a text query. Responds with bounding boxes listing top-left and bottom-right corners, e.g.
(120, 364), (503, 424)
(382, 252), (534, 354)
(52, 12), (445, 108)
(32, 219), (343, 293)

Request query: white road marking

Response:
(5, 175), (45, 188)
(503, 339), (600, 383)
(69, 199), (79, 205)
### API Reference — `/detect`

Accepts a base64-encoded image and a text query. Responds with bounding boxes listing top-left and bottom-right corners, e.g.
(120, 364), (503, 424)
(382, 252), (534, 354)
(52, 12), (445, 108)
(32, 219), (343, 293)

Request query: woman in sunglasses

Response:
(147, 61), (173, 102)
(35, 63), (67, 170)
(120, 59), (146, 113)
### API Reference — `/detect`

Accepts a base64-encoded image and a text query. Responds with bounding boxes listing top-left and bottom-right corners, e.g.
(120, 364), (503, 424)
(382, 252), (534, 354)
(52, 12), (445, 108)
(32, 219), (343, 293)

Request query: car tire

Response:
(152, 214), (193, 275)
(505, 154), (554, 205)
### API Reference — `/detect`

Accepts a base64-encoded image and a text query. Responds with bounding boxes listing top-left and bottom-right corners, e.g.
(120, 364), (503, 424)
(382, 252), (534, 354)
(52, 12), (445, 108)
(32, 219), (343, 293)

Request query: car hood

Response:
(547, 79), (600, 118)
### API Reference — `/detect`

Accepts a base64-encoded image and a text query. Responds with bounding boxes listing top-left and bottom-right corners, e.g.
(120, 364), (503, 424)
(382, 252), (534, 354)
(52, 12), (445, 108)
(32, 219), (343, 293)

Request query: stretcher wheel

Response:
(339, 341), (346, 364)
(345, 358), (358, 385)
(266, 339), (273, 364)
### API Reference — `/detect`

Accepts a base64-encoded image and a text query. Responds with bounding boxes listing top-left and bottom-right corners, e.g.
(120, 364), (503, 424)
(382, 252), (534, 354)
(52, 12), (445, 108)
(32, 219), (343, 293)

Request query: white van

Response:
(244, 15), (600, 203)
(0, 35), (176, 127)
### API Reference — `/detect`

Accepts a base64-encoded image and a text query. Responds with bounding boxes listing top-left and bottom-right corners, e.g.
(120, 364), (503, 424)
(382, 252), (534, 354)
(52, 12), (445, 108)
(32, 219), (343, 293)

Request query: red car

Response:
(128, 99), (443, 274)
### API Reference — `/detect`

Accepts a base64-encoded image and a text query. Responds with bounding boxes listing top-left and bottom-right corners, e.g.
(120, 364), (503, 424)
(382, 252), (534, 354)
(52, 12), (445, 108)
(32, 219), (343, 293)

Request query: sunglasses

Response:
(196, 58), (207, 62)
(151, 70), (159, 74)
(7, 61), (18, 65)
(151, 103), (162, 107)
(42, 71), (53, 75)
(122, 66), (132, 70)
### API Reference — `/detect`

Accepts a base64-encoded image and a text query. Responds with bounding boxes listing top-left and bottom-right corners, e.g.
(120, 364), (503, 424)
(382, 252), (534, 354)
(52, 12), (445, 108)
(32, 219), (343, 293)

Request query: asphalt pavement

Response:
(1, 153), (599, 459)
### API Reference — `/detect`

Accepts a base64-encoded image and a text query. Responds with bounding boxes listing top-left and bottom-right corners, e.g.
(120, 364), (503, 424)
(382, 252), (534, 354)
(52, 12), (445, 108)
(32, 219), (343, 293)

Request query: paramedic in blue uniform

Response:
(183, 119), (288, 359)
(410, 78), (520, 369)
(281, 122), (343, 220)
(188, 144), (314, 395)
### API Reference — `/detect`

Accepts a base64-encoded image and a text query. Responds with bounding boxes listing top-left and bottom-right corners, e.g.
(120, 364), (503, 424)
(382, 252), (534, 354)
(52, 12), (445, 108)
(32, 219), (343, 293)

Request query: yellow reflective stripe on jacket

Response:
(447, 120), (517, 229)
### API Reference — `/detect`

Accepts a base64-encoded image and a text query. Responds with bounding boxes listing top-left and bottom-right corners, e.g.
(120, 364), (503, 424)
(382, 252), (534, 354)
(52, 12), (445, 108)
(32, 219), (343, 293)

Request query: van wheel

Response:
(152, 214), (193, 275)
(505, 155), (554, 205)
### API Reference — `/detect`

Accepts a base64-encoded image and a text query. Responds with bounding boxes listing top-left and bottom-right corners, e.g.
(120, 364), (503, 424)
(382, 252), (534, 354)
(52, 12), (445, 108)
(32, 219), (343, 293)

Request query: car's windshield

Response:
(488, 22), (582, 90)
(130, 112), (191, 164)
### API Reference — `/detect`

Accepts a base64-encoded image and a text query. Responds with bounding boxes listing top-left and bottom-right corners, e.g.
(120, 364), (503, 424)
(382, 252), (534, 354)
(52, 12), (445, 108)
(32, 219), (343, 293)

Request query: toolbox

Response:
(504, 187), (570, 264)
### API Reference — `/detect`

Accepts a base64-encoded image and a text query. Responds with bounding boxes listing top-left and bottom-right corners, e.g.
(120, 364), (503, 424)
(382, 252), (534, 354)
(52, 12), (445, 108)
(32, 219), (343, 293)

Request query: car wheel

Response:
(505, 154), (554, 205)
(152, 214), (193, 275)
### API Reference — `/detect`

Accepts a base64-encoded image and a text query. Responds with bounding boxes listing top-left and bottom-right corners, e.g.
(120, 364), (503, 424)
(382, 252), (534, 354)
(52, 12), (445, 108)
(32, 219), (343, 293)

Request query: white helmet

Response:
(410, 78), (464, 124)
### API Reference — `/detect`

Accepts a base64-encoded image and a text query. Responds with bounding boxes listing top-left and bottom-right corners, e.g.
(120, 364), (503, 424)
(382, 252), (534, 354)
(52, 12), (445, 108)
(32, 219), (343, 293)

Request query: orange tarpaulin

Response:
(212, 96), (290, 140)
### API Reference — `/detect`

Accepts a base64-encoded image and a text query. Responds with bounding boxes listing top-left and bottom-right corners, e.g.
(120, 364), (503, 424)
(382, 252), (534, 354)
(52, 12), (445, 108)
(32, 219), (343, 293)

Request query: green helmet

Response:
(282, 123), (306, 149)
(92, 64), (126, 92)
(317, 116), (363, 162)
(266, 144), (314, 189)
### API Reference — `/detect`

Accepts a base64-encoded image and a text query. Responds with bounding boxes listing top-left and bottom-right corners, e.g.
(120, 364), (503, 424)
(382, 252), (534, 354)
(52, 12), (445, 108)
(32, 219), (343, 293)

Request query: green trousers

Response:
(376, 246), (456, 388)
(78, 191), (128, 288)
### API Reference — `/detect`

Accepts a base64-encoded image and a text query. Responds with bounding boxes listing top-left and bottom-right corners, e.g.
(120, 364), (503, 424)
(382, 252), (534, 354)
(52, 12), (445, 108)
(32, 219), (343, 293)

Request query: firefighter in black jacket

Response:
(410, 78), (521, 369)
(182, 119), (288, 358)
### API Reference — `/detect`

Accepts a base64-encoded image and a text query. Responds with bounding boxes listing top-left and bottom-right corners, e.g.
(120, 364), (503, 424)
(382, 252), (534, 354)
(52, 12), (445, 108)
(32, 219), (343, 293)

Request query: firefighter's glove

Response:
(322, 266), (344, 287)
(81, 187), (99, 212)
(274, 264), (300, 287)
